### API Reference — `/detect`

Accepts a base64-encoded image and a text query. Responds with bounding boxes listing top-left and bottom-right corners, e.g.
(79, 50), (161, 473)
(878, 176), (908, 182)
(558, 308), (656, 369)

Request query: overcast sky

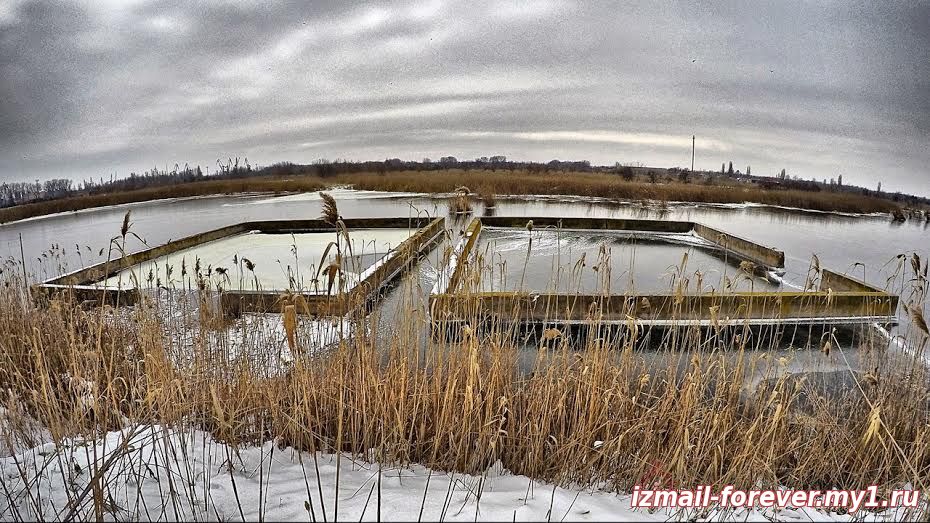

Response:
(1, 0), (928, 195)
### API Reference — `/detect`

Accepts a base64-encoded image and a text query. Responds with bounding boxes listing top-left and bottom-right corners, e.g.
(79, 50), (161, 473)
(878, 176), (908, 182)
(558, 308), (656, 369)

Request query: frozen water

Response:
(474, 227), (782, 293)
(101, 228), (414, 292)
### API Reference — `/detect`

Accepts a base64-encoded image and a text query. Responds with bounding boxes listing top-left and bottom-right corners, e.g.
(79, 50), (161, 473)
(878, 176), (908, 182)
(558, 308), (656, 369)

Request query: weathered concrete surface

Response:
(692, 223), (785, 269)
(54, 223), (248, 286)
(31, 283), (139, 308)
(430, 291), (897, 326)
(221, 217), (445, 317)
(445, 218), (482, 295)
(820, 269), (887, 293)
(219, 291), (348, 317)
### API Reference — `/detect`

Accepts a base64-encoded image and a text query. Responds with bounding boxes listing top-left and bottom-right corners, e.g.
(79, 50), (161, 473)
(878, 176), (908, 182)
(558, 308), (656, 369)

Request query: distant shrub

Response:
(618, 165), (634, 181)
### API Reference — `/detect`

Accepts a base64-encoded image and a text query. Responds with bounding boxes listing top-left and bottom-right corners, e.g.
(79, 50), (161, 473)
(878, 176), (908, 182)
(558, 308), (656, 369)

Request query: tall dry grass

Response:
(1, 217), (929, 519)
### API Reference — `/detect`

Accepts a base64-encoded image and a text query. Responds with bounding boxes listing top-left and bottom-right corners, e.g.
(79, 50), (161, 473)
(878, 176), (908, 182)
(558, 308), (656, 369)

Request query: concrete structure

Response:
(430, 217), (898, 329)
(36, 217), (445, 317)
(36, 214), (899, 330)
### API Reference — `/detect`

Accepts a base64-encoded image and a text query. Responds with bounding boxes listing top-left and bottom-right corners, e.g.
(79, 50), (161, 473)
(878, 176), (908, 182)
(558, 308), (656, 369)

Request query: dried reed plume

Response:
(120, 210), (131, 237)
(448, 192), (472, 215)
(320, 191), (339, 225)
(283, 304), (298, 352)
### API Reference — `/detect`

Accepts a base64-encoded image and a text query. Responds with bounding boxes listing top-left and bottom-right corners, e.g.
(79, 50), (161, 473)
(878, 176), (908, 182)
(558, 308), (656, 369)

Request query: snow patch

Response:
(0, 426), (916, 521)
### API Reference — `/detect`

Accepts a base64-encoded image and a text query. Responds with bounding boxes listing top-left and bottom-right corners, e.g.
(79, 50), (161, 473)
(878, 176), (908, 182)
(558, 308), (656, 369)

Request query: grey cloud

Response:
(1, 0), (928, 195)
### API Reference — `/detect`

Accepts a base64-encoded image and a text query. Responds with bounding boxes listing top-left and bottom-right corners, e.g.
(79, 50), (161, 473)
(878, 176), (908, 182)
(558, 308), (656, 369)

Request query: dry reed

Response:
(1, 219), (928, 520)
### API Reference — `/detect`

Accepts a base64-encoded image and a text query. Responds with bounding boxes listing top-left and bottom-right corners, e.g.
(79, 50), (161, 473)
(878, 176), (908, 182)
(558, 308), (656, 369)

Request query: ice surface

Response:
(247, 188), (422, 205)
(475, 227), (782, 293)
(101, 228), (414, 291)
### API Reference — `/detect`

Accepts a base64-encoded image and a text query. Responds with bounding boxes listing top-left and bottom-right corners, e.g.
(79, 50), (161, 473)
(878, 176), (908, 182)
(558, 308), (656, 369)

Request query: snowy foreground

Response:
(0, 426), (911, 521)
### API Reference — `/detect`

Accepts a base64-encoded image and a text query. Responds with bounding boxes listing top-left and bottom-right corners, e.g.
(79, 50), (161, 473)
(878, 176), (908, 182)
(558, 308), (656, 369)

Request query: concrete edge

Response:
(34, 217), (440, 310)
(691, 223), (785, 269)
(428, 290), (899, 324)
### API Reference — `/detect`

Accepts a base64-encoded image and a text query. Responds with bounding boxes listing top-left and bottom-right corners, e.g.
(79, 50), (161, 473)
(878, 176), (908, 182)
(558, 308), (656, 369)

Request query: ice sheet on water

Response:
(100, 228), (414, 291)
(476, 227), (782, 293)
(246, 188), (423, 205)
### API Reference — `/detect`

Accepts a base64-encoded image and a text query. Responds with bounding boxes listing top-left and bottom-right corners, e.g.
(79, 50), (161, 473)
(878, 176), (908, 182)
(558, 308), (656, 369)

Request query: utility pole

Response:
(691, 134), (694, 172)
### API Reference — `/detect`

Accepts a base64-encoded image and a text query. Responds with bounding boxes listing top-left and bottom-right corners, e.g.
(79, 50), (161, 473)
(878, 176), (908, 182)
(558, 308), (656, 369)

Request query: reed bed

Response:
(342, 170), (906, 215)
(0, 217), (929, 520)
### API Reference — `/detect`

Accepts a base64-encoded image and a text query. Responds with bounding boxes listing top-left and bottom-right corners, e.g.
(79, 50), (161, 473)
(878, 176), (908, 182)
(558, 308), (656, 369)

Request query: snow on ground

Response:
(0, 426), (913, 522)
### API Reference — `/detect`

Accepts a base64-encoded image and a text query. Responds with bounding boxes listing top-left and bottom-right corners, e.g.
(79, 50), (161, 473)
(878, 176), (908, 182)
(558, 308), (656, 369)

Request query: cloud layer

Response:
(1, 0), (928, 194)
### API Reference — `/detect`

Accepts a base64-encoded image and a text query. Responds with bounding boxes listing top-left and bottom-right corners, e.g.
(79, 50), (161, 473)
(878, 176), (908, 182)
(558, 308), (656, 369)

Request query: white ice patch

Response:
(768, 271), (804, 290)
(100, 228), (413, 291)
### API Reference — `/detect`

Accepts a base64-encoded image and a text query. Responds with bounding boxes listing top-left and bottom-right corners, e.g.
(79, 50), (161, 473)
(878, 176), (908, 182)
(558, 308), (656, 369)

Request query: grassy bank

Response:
(340, 170), (907, 214)
(0, 169), (914, 224)
(0, 177), (326, 224)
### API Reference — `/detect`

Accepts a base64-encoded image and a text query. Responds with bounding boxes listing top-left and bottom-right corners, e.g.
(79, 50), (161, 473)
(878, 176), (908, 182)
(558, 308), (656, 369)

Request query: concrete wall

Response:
(445, 218), (482, 295)
(820, 269), (886, 293)
(431, 215), (897, 327)
(692, 223), (785, 269)
(42, 217), (439, 288)
(476, 217), (784, 270)
(430, 290), (898, 325)
(52, 223), (249, 286)
(32, 283), (139, 308)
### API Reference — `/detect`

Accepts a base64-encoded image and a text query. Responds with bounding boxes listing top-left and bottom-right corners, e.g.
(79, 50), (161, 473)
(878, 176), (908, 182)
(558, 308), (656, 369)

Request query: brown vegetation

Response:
(0, 169), (916, 225)
(1, 262), (928, 514)
(4, 272), (929, 491)
(341, 170), (907, 214)
(0, 177), (326, 224)
(1, 211), (929, 519)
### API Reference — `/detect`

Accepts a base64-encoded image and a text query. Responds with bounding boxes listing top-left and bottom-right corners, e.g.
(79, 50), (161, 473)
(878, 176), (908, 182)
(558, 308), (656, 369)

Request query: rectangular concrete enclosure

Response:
(37, 216), (445, 318)
(430, 216), (899, 328)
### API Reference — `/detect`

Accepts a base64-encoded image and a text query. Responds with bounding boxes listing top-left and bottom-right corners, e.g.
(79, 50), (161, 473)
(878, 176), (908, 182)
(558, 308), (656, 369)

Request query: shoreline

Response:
(0, 187), (907, 228)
